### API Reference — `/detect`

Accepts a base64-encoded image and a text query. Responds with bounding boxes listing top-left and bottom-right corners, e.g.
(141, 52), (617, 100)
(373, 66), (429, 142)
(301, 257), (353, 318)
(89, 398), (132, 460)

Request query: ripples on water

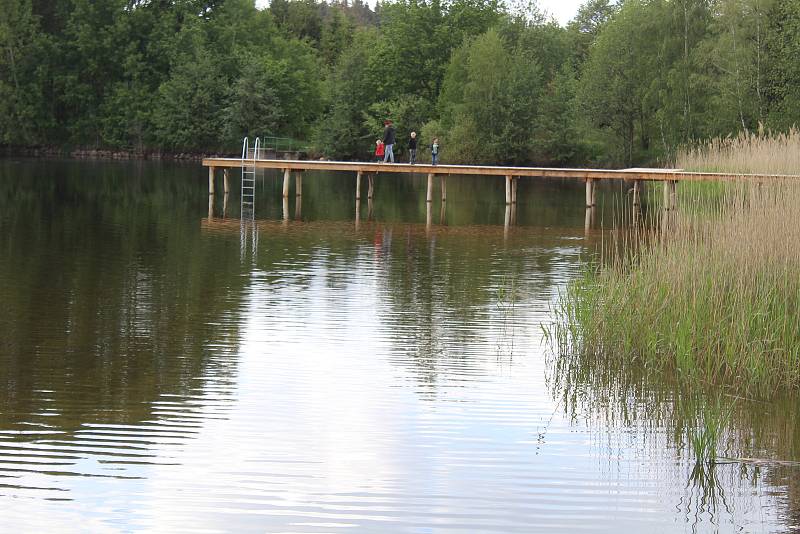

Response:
(0, 160), (798, 532)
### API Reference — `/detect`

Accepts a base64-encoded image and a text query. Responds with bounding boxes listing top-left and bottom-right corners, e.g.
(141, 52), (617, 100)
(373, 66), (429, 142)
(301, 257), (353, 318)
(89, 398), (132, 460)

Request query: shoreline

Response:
(0, 145), (238, 162)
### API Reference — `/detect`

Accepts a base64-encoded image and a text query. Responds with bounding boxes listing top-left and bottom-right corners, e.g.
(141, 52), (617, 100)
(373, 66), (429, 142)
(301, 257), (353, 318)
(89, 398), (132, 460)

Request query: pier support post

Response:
(511, 177), (518, 204)
(585, 178), (596, 207)
(356, 171), (362, 200)
(295, 195), (302, 219)
(223, 169), (230, 194)
(296, 172), (303, 197)
(440, 176), (447, 202)
(663, 180), (676, 210)
(208, 193), (214, 219)
(632, 179), (642, 206)
(426, 201), (432, 229)
(585, 207), (596, 234)
(223, 193), (228, 218)
(505, 175), (512, 204)
(427, 173), (434, 203)
(355, 200), (361, 228)
(208, 166), (216, 195)
(282, 168), (291, 198)
(282, 197), (289, 222)
(368, 175), (374, 200)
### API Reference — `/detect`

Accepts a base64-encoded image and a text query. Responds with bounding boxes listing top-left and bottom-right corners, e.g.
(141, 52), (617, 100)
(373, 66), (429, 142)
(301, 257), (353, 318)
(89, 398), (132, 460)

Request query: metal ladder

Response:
(240, 136), (258, 218)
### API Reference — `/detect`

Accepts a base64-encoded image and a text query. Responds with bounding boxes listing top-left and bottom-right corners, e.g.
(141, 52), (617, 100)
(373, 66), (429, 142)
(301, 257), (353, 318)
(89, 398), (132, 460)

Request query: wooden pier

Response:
(202, 158), (798, 211)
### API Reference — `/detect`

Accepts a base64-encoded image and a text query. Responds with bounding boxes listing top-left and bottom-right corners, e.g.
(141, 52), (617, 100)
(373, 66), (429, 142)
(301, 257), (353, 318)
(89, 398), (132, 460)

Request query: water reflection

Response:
(548, 346), (800, 532)
(0, 160), (247, 502)
(1, 160), (797, 532)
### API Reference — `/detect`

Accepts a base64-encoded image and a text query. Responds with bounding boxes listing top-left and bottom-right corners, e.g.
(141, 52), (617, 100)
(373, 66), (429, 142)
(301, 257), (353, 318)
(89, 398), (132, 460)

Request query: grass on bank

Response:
(551, 131), (800, 397)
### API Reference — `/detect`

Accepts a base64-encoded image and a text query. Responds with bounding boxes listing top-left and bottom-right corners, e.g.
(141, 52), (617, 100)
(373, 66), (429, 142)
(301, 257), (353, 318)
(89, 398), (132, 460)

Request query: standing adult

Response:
(383, 120), (396, 163)
(408, 132), (417, 164)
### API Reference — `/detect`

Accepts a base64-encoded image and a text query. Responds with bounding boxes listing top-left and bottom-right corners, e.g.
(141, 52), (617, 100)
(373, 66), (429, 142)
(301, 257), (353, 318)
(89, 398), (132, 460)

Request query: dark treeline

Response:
(2, 0), (800, 166)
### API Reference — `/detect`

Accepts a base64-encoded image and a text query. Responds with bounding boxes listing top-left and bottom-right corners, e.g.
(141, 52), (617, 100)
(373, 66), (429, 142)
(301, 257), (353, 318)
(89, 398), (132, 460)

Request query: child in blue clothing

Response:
(431, 138), (439, 165)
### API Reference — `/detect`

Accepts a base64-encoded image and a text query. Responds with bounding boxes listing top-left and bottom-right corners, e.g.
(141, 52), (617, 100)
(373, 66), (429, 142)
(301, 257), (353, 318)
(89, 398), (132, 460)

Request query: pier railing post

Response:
(208, 166), (215, 195)
(427, 173), (434, 203)
(505, 175), (512, 205)
(283, 168), (291, 198)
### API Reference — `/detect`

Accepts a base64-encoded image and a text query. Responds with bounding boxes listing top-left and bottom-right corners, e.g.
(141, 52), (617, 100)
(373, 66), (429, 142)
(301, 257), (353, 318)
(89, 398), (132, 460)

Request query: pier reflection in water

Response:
(0, 159), (797, 532)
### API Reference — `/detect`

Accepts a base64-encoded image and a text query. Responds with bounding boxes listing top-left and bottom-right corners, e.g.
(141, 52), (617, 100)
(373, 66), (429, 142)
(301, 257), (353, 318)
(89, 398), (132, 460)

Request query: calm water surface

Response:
(1, 159), (799, 532)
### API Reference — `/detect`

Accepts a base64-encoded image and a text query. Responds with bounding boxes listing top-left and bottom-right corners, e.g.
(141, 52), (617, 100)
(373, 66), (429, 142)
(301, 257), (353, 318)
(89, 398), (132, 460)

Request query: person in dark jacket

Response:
(383, 120), (396, 163)
(408, 131), (417, 164)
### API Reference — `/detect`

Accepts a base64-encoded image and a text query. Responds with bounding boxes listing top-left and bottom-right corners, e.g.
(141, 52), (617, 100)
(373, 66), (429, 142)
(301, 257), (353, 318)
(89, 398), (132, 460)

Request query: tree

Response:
(0, 0), (38, 143)
(579, 0), (665, 165)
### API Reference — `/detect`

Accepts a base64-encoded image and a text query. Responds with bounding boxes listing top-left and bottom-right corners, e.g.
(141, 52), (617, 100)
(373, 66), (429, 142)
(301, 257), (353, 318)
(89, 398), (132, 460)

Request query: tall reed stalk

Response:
(551, 131), (800, 397)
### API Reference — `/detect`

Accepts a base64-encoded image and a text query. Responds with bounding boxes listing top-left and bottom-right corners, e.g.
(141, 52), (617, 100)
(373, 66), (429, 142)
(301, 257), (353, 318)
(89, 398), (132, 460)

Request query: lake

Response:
(1, 159), (798, 532)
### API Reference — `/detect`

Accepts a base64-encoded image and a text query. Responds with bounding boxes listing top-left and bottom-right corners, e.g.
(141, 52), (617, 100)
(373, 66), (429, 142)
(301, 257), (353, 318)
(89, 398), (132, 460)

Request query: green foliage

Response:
(2, 0), (800, 165)
(438, 28), (545, 164)
(313, 28), (380, 159)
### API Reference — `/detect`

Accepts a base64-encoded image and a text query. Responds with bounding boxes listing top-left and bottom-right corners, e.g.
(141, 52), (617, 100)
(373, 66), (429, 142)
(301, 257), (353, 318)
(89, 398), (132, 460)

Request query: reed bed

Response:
(679, 127), (800, 175)
(552, 132), (800, 397)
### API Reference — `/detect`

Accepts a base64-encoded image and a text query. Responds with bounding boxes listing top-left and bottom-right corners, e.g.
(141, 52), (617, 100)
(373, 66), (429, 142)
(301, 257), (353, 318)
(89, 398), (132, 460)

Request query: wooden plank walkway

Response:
(203, 158), (800, 181)
(202, 157), (800, 210)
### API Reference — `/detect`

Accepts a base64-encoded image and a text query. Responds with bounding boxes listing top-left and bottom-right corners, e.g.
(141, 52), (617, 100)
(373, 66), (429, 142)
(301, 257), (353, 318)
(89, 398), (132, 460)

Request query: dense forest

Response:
(1, 0), (799, 166)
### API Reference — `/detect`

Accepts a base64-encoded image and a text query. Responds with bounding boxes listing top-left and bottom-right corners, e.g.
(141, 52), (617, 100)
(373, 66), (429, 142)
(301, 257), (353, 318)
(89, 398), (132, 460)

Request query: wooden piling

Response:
(585, 178), (596, 207)
(426, 201), (432, 229)
(632, 179), (642, 206)
(670, 180), (677, 209)
(511, 177), (518, 204)
(295, 172), (303, 197)
(427, 173), (434, 203)
(440, 176), (447, 202)
(505, 175), (512, 204)
(356, 171), (362, 200)
(208, 166), (215, 195)
(585, 207), (596, 233)
(223, 169), (230, 194)
(282, 168), (291, 198)
(663, 180), (676, 210)
(368, 174), (374, 199)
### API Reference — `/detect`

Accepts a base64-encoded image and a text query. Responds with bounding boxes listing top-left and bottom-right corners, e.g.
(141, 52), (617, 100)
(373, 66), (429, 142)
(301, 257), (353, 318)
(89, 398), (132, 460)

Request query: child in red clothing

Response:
(375, 139), (385, 162)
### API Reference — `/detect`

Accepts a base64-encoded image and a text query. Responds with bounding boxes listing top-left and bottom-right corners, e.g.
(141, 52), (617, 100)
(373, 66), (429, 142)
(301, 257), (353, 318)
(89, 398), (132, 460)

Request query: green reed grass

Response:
(552, 132), (800, 397)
